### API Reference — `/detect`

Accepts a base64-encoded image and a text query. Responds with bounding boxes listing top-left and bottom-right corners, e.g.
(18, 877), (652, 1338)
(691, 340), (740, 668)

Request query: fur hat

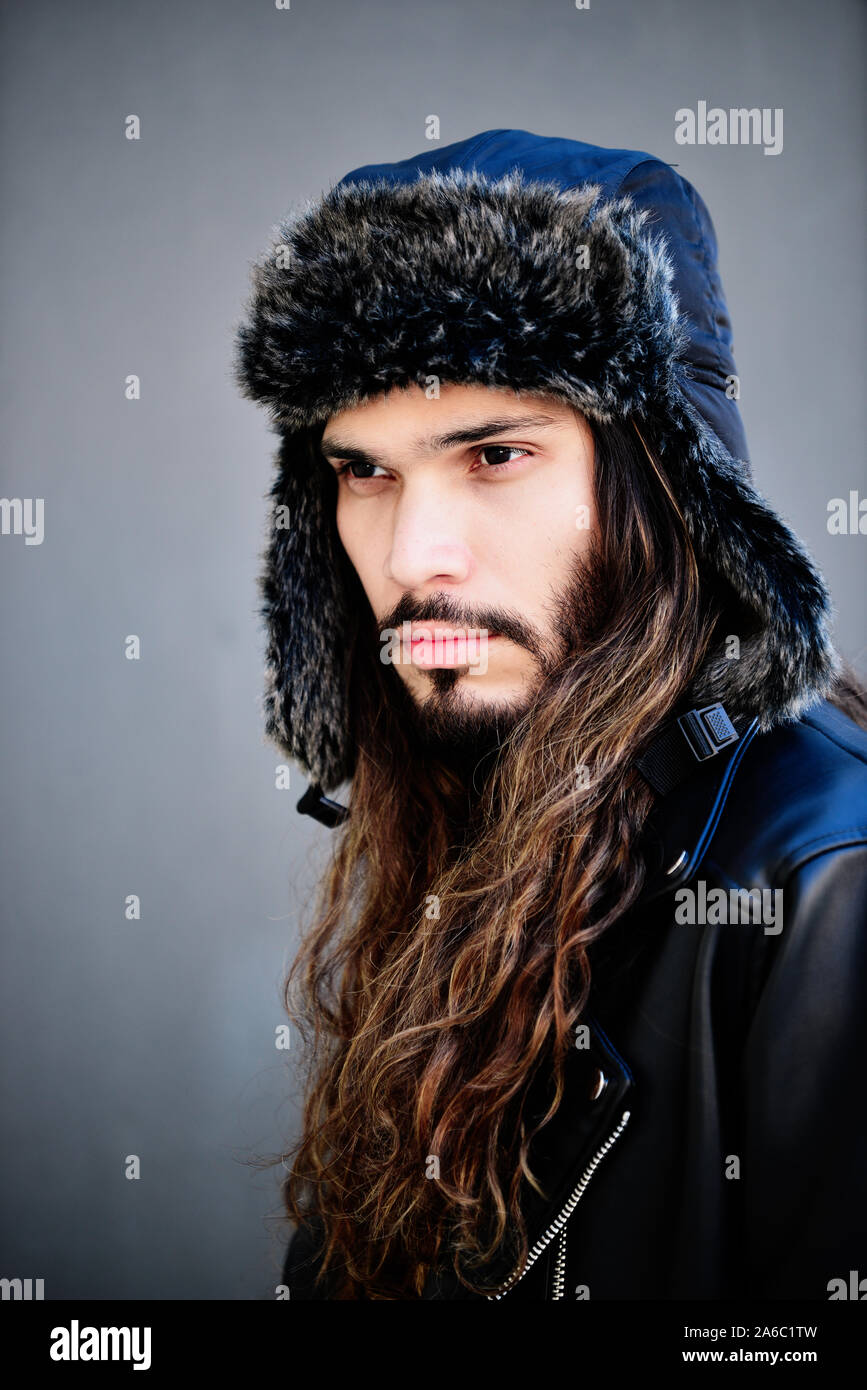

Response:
(233, 130), (839, 793)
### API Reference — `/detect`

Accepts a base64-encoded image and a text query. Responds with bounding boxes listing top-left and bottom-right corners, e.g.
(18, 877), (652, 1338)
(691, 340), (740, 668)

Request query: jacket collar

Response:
(634, 705), (761, 904)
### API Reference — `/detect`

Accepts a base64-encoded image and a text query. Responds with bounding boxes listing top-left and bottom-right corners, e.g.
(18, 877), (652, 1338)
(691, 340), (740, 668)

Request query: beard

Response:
(383, 535), (609, 780)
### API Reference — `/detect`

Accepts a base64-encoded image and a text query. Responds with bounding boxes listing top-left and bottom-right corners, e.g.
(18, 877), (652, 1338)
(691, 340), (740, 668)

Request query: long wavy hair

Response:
(272, 413), (867, 1300)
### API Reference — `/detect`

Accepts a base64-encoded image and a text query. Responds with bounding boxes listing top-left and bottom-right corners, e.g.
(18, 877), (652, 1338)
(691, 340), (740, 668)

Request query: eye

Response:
(473, 445), (532, 472)
(333, 460), (389, 481)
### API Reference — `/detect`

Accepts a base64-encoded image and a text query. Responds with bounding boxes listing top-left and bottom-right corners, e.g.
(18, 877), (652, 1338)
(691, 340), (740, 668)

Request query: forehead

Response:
(320, 383), (582, 450)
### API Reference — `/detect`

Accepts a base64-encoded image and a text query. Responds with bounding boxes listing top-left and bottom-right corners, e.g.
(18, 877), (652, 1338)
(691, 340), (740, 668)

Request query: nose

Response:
(383, 478), (474, 589)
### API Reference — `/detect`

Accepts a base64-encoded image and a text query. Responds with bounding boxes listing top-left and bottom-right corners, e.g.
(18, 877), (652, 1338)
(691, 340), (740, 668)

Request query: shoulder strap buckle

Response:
(636, 701), (750, 796)
(296, 782), (350, 827)
(677, 703), (739, 761)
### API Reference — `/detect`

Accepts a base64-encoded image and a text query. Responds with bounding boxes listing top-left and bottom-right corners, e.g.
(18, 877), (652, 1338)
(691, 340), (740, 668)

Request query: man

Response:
(234, 129), (867, 1300)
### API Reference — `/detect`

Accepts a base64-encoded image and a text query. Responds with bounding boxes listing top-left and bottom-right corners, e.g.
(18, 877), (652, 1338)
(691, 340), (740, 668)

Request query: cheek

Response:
(546, 472), (598, 556)
(335, 495), (363, 564)
(336, 501), (380, 600)
(499, 484), (594, 572)
(499, 478), (596, 614)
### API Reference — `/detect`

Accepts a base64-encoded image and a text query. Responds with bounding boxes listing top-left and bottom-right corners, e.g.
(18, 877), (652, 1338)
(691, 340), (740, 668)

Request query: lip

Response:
(402, 622), (501, 669)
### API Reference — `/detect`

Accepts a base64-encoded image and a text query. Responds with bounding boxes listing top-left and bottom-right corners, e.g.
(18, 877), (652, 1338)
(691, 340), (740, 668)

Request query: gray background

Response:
(1, 0), (864, 1299)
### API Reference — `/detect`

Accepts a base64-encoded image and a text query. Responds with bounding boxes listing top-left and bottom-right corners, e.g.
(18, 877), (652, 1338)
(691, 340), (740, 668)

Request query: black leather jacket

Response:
(281, 697), (867, 1300)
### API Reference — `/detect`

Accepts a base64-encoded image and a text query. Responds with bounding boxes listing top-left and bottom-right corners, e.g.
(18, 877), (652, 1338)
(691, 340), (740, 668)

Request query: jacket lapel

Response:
(420, 1017), (634, 1299)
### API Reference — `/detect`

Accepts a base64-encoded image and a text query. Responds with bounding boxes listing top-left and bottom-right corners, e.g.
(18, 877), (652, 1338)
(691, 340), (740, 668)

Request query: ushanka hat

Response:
(233, 127), (839, 796)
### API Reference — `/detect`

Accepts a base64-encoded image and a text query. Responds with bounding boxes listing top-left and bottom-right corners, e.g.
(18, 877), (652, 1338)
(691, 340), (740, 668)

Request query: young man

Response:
(234, 129), (867, 1301)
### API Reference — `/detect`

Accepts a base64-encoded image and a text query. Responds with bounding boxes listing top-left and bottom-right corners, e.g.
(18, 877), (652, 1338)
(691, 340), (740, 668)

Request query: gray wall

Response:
(1, 0), (864, 1298)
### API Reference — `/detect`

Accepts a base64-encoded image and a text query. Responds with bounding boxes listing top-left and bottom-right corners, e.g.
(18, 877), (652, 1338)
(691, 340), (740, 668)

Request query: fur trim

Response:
(234, 168), (839, 790)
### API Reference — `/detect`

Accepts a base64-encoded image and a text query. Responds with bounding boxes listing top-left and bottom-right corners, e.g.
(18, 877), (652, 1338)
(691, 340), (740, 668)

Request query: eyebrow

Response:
(319, 413), (561, 465)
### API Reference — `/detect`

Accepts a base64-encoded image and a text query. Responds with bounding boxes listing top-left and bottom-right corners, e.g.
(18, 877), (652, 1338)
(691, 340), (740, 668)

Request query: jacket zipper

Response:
(485, 1108), (632, 1301)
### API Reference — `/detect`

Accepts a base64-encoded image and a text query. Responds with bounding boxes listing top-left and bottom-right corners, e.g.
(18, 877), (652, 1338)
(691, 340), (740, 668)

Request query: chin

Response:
(458, 677), (529, 702)
(406, 673), (516, 701)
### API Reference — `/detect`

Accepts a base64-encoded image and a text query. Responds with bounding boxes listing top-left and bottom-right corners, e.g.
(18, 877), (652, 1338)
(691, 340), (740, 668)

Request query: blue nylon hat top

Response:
(338, 127), (750, 471)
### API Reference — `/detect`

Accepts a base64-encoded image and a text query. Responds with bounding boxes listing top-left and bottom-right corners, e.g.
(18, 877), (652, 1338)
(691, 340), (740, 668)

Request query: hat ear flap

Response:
(259, 429), (354, 790)
(637, 395), (839, 729)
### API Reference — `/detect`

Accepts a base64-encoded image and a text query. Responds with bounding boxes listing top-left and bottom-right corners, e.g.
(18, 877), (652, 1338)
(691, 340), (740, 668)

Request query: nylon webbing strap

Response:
(299, 703), (753, 822)
(634, 703), (752, 796)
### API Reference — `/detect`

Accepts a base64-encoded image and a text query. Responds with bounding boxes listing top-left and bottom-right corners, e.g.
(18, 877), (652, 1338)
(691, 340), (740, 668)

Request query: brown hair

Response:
(271, 414), (867, 1298)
